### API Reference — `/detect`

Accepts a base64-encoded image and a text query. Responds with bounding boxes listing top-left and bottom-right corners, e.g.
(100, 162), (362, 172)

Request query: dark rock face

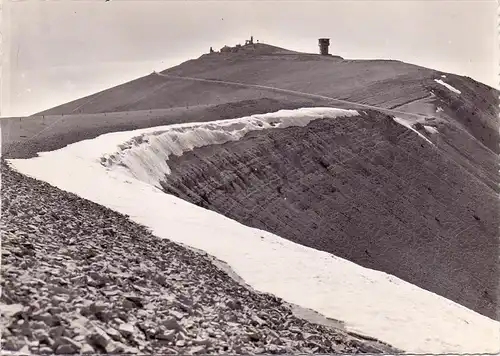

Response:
(160, 110), (499, 320)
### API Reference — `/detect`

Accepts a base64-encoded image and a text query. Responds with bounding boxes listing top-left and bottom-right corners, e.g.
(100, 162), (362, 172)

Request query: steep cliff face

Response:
(157, 110), (498, 321)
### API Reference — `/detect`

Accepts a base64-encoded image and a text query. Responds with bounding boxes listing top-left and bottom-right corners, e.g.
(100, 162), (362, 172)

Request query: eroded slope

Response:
(158, 110), (499, 320)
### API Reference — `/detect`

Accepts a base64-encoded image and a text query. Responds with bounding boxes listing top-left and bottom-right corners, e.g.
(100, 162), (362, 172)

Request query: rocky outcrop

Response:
(159, 110), (499, 320)
(0, 162), (398, 354)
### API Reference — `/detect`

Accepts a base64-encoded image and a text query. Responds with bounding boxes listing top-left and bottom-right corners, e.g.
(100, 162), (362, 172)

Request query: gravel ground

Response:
(0, 161), (398, 355)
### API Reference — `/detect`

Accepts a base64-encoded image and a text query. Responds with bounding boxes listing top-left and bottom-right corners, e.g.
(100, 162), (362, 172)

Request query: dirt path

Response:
(153, 72), (430, 119)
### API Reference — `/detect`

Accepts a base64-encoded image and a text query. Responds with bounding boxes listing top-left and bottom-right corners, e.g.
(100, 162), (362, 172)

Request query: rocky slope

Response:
(2, 41), (498, 353)
(0, 162), (398, 354)
(158, 109), (499, 320)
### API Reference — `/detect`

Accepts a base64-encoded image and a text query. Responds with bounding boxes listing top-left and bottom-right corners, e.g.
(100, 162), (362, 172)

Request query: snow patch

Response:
(393, 117), (434, 145)
(423, 125), (439, 135)
(434, 79), (461, 94)
(7, 108), (500, 354)
(99, 107), (358, 188)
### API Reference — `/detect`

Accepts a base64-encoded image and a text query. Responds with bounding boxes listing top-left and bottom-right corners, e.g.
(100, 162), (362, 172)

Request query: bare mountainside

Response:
(158, 110), (499, 320)
(34, 43), (498, 154)
(4, 43), (499, 323)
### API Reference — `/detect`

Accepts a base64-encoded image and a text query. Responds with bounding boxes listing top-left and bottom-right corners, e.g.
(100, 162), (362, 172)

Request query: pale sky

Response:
(1, 0), (498, 117)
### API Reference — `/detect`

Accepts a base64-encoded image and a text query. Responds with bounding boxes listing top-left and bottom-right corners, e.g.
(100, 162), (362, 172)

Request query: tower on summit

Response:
(318, 38), (330, 55)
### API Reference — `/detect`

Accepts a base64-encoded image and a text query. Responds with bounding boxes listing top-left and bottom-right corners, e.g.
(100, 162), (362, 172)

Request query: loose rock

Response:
(0, 163), (399, 355)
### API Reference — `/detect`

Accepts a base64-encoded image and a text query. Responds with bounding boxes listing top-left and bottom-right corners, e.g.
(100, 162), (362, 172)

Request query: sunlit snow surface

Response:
(99, 108), (358, 188)
(7, 108), (499, 354)
(434, 79), (462, 94)
(393, 117), (434, 145)
(423, 125), (439, 135)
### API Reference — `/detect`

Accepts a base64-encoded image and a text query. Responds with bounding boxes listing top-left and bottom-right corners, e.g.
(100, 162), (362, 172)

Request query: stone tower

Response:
(318, 38), (330, 55)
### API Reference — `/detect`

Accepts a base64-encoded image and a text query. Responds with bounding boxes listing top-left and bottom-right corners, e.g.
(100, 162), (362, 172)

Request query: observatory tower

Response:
(318, 38), (330, 55)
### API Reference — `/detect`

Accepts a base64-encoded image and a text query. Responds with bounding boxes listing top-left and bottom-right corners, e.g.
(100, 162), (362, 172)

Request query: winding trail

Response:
(154, 72), (431, 119)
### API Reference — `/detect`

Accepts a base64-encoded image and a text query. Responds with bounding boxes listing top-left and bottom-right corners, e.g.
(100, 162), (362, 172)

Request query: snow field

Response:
(7, 108), (499, 354)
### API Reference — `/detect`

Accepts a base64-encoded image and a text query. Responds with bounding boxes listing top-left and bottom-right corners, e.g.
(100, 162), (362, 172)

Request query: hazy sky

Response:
(1, 0), (498, 117)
